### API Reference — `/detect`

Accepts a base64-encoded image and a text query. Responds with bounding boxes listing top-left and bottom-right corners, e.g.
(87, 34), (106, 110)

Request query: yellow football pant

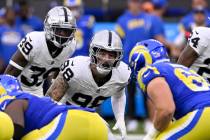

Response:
(22, 110), (108, 140)
(156, 107), (210, 140)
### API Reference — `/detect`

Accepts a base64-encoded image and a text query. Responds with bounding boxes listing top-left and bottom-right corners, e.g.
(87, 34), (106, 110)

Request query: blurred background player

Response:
(179, 0), (209, 34)
(178, 27), (210, 83)
(130, 39), (210, 140)
(47, 30), (131, 140)
(175, 0), (210, 48)
(0, 74), (108, 140)
(0, 7), (24, 73)
(64, 0), (95, 56)
(175, 5), (210, 49)
(141, 1), (154, 14)
(15, 0), (43, 34)
(115, 0), (160, 132)
(115, 0), (177, 132)
(4, 6), (77, 97)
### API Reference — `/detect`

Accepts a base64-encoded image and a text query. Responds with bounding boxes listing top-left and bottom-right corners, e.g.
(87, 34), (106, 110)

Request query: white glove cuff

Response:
(148, 125), (159, 137)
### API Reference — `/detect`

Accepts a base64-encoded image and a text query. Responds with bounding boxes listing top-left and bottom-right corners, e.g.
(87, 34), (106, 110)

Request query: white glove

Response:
(143, 125), (159, 140)
(112, 118), (127, 140)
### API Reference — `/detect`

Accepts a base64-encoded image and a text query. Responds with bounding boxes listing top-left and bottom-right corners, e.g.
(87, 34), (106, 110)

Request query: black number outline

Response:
(68, 93), (109, 108)
(191, 37), (200, 48)
(197, 58), (210, 82)
(19, 37), (33, 55)
(21, 66), (60, 87)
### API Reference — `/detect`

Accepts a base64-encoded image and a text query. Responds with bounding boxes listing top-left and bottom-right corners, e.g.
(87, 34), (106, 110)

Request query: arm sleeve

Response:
(111, 89), (126, 120)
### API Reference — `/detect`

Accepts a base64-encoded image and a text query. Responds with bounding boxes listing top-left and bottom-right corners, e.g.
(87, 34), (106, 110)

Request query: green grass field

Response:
(107, 120), (145, 135)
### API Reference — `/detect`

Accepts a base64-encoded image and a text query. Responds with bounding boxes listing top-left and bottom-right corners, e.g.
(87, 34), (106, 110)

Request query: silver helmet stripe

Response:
(62, 7), (68, 22)
(108, 31), (112, 47)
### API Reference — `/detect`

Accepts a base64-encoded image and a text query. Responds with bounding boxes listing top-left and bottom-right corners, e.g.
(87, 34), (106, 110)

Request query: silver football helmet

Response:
(44, 6), (76, 48)
(89, 30), (123, 75)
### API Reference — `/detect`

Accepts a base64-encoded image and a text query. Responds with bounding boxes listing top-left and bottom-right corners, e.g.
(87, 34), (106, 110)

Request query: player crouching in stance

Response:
(0, 75), (108, 140)
(47, 30), (131, 139)
(129, 39), (210, 140)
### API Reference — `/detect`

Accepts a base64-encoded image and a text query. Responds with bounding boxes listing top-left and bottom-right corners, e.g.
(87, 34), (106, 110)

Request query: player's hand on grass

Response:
(112, 118), (127, 140)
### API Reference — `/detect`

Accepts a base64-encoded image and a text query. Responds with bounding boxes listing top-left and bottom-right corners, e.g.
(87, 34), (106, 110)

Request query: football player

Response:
(177, 27), (210, 82)
(0, 74), (108, 140)
(47, 30), (131, 139)
(130, 39), (210, 140)
(4, 6), (77, 96)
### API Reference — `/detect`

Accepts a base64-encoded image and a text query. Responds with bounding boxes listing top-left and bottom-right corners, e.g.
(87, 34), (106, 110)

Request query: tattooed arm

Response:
(46, 72), (69, 101)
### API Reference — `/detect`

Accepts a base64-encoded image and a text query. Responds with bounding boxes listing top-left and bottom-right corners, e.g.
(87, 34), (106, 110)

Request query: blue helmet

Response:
(0, 75), (21, 93)
(129, 39), (169, 75)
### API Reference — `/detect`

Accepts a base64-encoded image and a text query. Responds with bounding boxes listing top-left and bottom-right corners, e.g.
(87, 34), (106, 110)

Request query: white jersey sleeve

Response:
(188, 27), (209, 55)
(17, 32), (37, 62)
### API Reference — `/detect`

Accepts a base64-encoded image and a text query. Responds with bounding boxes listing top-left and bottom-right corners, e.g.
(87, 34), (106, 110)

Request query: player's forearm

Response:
(111, 92), (126, 120)
(153, 109), (173, 131)
(46, 73), (68, 101)
(4, 64), (22, 77)
(4, 50), (28, 76)
(46, 88), (64, 101)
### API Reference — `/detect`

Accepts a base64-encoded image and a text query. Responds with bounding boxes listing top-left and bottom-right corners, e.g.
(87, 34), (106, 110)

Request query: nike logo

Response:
(143, 71), (150, 78)
(1, 102), (7, 110)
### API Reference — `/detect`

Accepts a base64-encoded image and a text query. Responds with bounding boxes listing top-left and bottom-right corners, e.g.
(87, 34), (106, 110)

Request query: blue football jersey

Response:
(137, 62), (210, 119)
(0, 24), (25, 64)
(0, 91), (95, 135)
(15, 16), (43, 34)
(115, 11), (164, 64)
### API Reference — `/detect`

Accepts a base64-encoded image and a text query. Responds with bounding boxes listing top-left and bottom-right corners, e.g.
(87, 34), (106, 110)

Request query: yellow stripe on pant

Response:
(22, 110), (108, 140)
(156, 107), (210, 140)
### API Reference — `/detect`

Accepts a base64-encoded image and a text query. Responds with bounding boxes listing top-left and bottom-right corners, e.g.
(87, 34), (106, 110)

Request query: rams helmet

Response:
(129, 39), (169, 75)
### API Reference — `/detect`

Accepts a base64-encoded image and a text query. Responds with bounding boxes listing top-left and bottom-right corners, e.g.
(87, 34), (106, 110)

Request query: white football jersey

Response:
(60, 56), (131, 108)
(188, 27), (210, 82)
(17, 31), (76, 96)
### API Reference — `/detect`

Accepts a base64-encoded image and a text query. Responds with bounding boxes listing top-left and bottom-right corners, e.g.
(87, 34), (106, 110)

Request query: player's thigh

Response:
(22, 112), (66, 140)
(156, 107), (210, 140)
(57, 110), (108, 140)
(23, 110), (109, 140)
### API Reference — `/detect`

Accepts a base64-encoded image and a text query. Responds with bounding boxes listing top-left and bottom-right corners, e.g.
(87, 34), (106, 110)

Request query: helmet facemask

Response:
(89, 30), (123, 75)
(90, 46), (123, 75)
(45, 24), (76, 48)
